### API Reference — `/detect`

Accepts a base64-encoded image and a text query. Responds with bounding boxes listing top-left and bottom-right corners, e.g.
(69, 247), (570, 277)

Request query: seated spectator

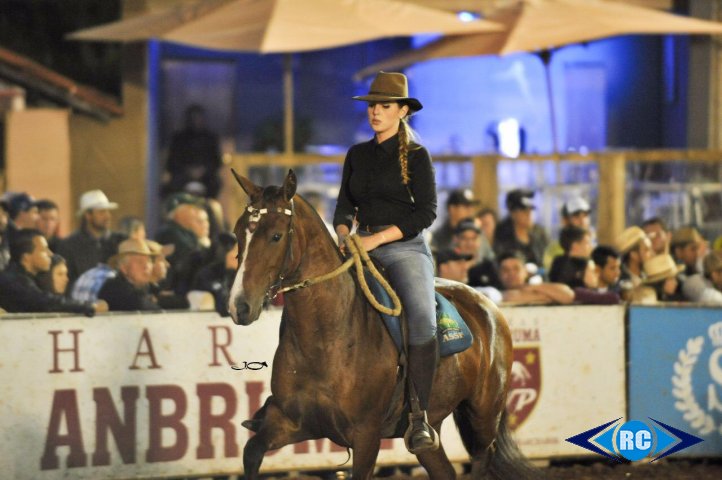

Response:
(435, 249), (502, 304)
(192, 232), (238, 315)
(549, 225), (594, 288)
(476, 207), (497, 244)
(682, 251), (722, 304)
(0, 199), (9, 271)
(543, 196), (592, 271)
(615, 226), (652, 289)
(56, 190), (125, 283)
(36, 254), (70, 296)
(449, 218), (501, 288)
(36, 199), (61, 251)
(155, 193), (212, 295)
(497, 251), (573, 305)
(98, 239), (160, 312)
(435, 249), (473, 283)
(71, 261), (117, 303)
(635, 254), (685, 303)
(7, 192), (40, 231)
(147, 240), (189, 310)
(118, 216), (146, 241)
(670, 226), (704, 276)
(494, 189), (549, 269)
(642, 217), (669, 256)
(572, 246), (622, 305)
(592, 245), (622, 292)
(430, 189), (480, 254)
(0, 229), (104, 315)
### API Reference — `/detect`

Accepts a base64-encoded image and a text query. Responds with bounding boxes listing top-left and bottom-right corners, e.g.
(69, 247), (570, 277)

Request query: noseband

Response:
(244, 200), (295, 302)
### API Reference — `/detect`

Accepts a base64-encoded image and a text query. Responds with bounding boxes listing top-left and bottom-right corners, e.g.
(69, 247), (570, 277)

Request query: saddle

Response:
(361, 268), (473, 357)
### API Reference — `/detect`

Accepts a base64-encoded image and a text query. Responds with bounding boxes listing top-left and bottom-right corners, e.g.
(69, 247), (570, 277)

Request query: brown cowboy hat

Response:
(353, 71), (423, 112)
(643, 254), (684, 284)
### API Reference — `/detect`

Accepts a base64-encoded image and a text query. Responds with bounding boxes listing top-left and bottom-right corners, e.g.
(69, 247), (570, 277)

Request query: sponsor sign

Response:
(628, 306), (722, 456)
(504, 305), (626, 458)
(0, 305), (626, 478)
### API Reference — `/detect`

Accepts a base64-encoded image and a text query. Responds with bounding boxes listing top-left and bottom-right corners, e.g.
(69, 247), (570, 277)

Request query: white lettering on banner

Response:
(0, 306), (626, 479)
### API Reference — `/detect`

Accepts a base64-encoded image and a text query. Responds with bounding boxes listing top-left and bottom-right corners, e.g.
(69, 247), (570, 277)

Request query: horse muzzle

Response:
(229, 295), (260, 326)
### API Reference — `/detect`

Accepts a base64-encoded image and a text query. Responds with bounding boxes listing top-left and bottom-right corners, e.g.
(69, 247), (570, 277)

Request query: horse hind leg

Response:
(452, 402), (500, 479)
(453, 405), (542, 480)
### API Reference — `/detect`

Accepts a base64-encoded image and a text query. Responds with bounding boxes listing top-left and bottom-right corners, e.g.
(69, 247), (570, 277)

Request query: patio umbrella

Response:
(355, 0), (722, 152)
(67, 0), (503, 154)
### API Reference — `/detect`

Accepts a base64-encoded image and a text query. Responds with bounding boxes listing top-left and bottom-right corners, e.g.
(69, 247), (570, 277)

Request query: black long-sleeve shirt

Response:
(0, 262), (95, 316)
(333, 134), (437, 239)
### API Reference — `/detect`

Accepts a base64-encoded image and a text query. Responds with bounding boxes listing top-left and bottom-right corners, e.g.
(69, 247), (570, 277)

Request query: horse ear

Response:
(231, 169), (262, 199)
(282, 169), (297, 202)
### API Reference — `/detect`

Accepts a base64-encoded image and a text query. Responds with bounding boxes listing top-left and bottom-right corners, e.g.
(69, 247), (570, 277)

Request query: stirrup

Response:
(403, 411), (439, 454)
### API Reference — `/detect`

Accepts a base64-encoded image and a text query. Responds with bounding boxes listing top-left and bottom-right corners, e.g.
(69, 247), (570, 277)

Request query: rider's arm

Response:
(375, 226), (403, 246)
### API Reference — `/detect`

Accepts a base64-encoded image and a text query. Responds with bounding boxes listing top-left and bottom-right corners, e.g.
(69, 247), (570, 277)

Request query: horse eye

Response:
(271, 233), (283, 242)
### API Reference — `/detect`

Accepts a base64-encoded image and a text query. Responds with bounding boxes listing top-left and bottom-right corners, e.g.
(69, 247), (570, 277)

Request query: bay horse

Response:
(228, 170), (540, 480)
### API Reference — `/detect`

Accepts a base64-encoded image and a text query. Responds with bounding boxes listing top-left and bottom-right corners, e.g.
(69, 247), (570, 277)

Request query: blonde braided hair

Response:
(397, 113), (419, 185)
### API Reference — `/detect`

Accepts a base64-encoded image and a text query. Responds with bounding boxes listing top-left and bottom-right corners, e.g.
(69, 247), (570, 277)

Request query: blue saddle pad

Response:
(362, 269), (473, 357)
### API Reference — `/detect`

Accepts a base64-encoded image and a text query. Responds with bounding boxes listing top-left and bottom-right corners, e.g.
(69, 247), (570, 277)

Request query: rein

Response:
(277, 234), (402, 316)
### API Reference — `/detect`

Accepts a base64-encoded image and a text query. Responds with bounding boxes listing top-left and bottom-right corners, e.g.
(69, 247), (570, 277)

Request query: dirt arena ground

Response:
(285, 458), (722, 479)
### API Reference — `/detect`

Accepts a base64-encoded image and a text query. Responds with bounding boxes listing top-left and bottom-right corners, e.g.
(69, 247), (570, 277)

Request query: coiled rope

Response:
(277, 234), (402, 316)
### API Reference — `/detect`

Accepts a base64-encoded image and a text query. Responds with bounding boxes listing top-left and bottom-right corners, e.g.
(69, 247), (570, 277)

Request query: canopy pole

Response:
(538, 50), (558, 155)
(283, 53), (294, 155)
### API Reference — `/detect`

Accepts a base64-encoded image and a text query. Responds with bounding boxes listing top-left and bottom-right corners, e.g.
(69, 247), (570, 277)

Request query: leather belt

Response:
(359, 224), (393, 234)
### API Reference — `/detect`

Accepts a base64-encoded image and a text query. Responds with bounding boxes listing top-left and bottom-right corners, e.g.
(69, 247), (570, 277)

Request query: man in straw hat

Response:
(636, 254), (685, 303)
(682, 250), (722, 304)
(56, 189), (124, 283)
(334, 71), (440, 453)
(97, 238), (160, 312)
(614, 226), (653, 289)
(670, 226), (705, 276)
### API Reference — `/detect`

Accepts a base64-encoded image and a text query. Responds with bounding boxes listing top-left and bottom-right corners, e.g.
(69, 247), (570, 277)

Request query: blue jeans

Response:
(360, 231), (437, 345)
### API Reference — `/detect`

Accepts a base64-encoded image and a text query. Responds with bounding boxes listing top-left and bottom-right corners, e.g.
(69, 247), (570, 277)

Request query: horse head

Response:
(228, 169), (297, 325)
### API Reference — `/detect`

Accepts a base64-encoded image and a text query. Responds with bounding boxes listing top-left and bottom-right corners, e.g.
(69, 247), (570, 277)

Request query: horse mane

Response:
(292, 193), (346, 263)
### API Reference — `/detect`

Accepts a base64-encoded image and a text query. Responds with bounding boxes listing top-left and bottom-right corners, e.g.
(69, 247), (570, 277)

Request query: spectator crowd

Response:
(0, 189), (237, 317)
(430, 187), (722, 307)
(3, 183), (722, 317)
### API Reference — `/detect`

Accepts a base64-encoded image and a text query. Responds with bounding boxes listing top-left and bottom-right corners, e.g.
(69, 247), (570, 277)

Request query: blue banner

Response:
(628, 306), (722, 456)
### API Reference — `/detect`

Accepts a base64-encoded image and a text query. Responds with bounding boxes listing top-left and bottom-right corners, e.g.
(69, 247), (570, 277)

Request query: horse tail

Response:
(487, 410), (545, 480)
(453, 407), (544, 480)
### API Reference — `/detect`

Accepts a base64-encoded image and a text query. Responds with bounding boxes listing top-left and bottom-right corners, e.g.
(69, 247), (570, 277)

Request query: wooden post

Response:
(597, 152), (626, 245)
(283, 54), (294, 155)
(471, 155), (499, 211)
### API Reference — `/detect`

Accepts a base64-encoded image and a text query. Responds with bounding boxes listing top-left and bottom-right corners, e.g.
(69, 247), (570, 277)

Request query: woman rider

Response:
(333, 71), (439, 454)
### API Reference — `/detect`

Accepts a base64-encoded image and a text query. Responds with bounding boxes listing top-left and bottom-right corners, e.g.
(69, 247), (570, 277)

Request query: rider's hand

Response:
(359, 234), (382, 253)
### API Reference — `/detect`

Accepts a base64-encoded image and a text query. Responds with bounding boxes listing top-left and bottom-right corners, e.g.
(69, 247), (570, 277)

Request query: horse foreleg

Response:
(417, 425), (456, 480)
(350, 428), (383, 480)
(242, 403), (308, 480)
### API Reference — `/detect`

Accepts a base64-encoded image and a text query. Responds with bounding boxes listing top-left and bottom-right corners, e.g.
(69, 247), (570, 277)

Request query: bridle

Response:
(243, 199), (296, 302)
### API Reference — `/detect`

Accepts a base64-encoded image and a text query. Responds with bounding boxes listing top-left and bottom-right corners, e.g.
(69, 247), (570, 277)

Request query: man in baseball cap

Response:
(56, 189), (125, 282)
(493, 189), (549, 268)
(6, 192), (40, 230)
(430, 188), (480, 254)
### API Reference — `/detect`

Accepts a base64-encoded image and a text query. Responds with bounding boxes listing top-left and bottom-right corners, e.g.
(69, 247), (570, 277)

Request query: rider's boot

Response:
(405, 337), (440, 454)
